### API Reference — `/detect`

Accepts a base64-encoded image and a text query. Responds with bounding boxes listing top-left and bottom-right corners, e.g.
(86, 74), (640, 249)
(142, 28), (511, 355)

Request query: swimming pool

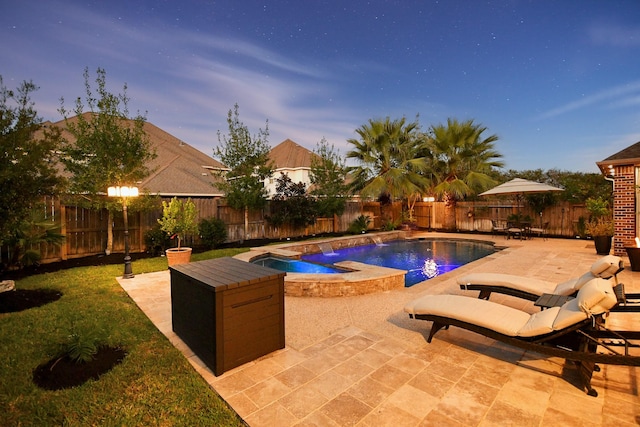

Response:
(251, 256), (351, 274)
(301, 239), (495, 286)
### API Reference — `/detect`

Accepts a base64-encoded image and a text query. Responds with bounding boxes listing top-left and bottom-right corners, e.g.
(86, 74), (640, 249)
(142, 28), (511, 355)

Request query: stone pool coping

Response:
(233, 231), (496, 297)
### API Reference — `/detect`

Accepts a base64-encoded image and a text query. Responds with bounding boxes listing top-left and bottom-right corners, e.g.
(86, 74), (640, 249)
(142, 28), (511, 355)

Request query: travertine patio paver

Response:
(118, 232), (640, 426)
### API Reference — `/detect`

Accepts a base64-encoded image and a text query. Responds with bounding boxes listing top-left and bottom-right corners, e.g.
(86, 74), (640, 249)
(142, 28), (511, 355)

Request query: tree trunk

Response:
(443, 194), (457, 231)
(244, 206), (249, 240)
(106, 210), (113, 255)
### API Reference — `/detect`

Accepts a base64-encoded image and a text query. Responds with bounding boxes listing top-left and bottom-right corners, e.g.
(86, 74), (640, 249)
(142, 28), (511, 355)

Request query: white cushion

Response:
(405, 280), (618, 341)
(590, 255), (622, 278)
(551, 299), (587, 330)
(404, 294), (530, 336)
(552, 256), (621, 295)
(575, 278), (617, 315)
(553, 272), (593, 295)
(516, 307), (560, 337)
(457, 273), (556, 295)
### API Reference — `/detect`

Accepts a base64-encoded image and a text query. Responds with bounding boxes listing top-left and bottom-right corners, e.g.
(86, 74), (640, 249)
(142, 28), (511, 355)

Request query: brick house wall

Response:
(612, 165), (636, 256)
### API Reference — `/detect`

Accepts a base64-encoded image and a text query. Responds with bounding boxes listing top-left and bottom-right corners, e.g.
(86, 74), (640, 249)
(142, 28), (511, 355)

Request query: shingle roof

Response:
(47, 113), (225, 197)
(269, 139), (317, 169)
(601, 141), (640, 162)
(596, 140), (640, 175)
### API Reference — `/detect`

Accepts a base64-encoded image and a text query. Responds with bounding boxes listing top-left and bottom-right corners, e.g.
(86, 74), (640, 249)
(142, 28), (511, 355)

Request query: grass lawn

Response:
(0, 248), (249, 426)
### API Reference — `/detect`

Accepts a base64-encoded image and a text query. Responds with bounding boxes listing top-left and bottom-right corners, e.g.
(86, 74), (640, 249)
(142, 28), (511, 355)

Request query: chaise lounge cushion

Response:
(575, 277), (618, 315)
(458, 273), (556, 295)
(404, 294), (531, 336)
(516, 306), (562, 337)
(405, 278), (616, 338)
(457, 255), (622, 297)
(553, 255), (622, 295)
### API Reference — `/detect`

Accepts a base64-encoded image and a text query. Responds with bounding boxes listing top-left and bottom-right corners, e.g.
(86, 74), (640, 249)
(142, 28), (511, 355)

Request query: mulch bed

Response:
(0, 289), (62, 313)
(32, 346), (127, 390)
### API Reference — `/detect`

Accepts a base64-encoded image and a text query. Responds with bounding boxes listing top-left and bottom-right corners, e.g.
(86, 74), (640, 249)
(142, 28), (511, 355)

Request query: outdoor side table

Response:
(170, 257), (286, 376)
(534, 293), (574, 310)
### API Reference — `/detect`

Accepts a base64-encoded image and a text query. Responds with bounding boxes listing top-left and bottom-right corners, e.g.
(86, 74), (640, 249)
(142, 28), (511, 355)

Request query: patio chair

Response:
(456, 255), (639, 311)
(490, 219), (508, 237)
(507, 222), (524, 240)
(405, 277), (640, 396)
(529, 221), (549, 240)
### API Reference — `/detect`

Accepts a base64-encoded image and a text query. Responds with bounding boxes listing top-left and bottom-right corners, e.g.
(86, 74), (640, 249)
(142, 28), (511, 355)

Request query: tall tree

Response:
(310, 137), (350, 218)
(346, 116), (428, 221)
(425, 118), (504, 230)
(58, 67), (156, 254)
(0, 76), (64, 245)
(213, 104), (272, 240)
(267, 172), (317, 235)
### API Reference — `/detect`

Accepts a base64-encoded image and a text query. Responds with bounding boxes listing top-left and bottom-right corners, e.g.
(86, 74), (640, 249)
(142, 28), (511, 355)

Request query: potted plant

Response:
(585, 197), (614, 255)
(158, 197), (199, 266)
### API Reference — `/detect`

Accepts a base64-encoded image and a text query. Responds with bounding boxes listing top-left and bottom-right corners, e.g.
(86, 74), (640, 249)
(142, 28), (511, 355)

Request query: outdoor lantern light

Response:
(107, 186), (139, 279)
(107, 186), (139, 198)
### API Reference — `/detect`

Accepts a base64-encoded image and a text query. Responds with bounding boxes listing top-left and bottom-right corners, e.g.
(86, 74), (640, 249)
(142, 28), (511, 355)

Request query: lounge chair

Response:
(456, 255), (636, 311)
(405, 278), (640, 396)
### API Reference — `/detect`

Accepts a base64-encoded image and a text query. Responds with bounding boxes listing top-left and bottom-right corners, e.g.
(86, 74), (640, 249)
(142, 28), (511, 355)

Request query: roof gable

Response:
(269, 139), (317, 169)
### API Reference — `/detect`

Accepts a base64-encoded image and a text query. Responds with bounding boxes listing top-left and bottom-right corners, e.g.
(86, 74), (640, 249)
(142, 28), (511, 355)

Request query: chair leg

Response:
(427, 321), (448, 343)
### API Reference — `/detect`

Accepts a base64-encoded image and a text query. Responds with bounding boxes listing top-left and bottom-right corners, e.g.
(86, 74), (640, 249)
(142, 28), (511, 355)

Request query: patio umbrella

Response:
(480, 178), (564, 231)
(479, 178), (564, 197)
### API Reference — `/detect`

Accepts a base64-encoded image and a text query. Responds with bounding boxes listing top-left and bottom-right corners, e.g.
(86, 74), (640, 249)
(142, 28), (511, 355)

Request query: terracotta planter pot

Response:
(625, 247), (640, 272)
(166, 247), (192, 266)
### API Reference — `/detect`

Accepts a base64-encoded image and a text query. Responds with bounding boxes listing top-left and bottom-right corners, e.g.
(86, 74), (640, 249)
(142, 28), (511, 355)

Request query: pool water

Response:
(302, 239), (495, 286)
(251, 256), (350, 274)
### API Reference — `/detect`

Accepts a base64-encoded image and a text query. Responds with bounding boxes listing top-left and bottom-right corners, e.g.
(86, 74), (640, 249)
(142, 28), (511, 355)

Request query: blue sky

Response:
(2, 0), (640, 172)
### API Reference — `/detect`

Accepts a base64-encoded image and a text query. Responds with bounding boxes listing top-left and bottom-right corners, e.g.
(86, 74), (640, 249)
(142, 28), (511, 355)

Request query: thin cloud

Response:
(191, 36), (327, 79)
(536, 80), (640, 120)
(590, 23), (640, 47)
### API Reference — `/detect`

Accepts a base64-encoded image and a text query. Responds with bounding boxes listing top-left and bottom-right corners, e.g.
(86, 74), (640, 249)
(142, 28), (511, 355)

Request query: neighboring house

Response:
(33, 114), (228, 260)
(46, 113), (226, 198)
(596, 141), (640, 256)
(265, 139), (318, 198)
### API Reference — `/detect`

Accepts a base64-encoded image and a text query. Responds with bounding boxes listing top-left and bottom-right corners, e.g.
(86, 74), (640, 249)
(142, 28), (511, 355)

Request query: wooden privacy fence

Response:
(413, 200), (586, 236)
(1, 197), (590, 266)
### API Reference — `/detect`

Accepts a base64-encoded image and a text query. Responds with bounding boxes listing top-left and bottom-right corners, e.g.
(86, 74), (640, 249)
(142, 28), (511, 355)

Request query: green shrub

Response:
(348, 215), (371, 234)
(382, 219), (399, 231)
(199, 217), (228, 249)
(144, 224), (172, 256)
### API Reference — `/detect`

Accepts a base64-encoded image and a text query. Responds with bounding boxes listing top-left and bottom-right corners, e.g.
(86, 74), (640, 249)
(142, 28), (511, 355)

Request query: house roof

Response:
(596, 140), (640, 176)
(269, 139), (317, 169)
(46, 113), (225, 197)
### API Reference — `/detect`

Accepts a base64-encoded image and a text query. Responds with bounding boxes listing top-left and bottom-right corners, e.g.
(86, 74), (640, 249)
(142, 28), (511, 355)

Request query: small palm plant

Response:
(6, 210), (65, 269)
(50, 332), (99, 371)
(348, 215), (371, 234)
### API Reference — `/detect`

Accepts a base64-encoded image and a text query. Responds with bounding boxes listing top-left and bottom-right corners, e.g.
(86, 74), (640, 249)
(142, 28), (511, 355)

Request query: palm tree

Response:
(424, 118), (504, 230)
(346, 117), (429, 222)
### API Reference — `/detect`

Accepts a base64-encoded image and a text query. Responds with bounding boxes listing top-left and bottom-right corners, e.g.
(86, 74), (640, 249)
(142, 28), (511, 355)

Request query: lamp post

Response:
(107, 186), (139, 279)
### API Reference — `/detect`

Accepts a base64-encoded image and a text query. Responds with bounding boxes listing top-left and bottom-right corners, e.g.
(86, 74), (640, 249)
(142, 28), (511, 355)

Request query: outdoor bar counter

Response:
(170, 257), (286, 376)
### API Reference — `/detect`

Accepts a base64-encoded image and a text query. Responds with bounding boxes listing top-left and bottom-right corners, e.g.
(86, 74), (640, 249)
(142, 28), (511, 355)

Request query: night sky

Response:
(2, 0), (640, 172)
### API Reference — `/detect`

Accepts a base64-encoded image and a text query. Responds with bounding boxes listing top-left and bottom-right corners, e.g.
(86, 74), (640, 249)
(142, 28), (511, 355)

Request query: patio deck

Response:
(118, 232), (640, 426)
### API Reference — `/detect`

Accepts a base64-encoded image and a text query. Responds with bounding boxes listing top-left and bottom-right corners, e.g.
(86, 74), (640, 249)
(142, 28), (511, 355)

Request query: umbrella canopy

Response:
(479, 178), (564, 197)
